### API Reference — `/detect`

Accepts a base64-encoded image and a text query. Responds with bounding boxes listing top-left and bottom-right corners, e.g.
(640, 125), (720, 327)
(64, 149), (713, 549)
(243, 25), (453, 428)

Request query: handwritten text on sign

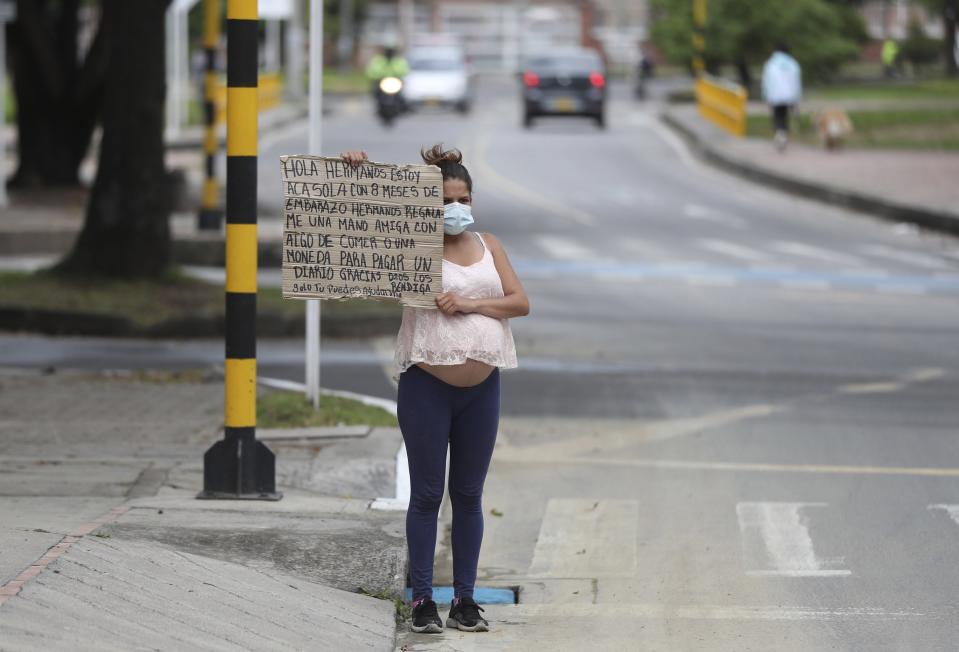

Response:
(280, 156), (444, 309)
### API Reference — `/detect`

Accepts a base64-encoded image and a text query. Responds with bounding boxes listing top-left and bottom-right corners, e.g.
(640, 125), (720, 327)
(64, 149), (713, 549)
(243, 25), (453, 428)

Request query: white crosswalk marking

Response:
(736, 502), (850, 577)
(928, 504), (959, 526)
(683, 203), (747, 229)
(698, 239), (770, 263)
(858, 244), (951, 270)
(771, 241), (864, 267)
(535, 235), (594, 261)
(619, 237), (677, 262)
(528, 499), (638, 578)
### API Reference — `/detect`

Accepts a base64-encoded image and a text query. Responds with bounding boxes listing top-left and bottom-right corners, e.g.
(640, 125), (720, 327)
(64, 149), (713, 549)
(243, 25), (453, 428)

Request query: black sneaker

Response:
(410, 599), (443, 633)
(446, 596), (489, 632)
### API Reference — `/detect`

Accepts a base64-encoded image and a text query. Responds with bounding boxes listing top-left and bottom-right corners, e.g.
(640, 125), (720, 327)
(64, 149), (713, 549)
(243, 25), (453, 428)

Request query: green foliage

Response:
(900, 19), (942, 67)
(650, 0), (866, 82)
(357, 586), (410, 624)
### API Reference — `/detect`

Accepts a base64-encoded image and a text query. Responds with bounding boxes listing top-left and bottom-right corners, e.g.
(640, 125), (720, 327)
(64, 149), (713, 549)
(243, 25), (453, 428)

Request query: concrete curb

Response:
(660, 111), (959, 237)
(259, 376), (410, 512)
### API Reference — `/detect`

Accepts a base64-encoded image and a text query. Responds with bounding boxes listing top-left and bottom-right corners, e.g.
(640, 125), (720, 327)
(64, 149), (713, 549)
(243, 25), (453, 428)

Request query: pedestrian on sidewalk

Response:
(761, 42), (802, 153)
(342, 145), (529, 635)
(882, 38), (900, 78)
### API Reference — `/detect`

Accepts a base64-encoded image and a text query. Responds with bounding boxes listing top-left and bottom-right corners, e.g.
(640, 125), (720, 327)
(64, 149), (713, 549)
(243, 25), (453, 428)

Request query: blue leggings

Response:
(397, 365), (500, 601)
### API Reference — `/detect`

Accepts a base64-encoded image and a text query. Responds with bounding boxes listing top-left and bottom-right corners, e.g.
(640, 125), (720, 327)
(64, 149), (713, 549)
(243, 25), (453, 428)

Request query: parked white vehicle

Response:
(402, 46), (474, 113)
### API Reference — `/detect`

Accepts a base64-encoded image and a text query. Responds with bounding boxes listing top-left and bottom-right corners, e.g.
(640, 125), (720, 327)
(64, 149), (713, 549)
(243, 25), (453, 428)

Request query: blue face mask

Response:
(443, 202), (474, 235)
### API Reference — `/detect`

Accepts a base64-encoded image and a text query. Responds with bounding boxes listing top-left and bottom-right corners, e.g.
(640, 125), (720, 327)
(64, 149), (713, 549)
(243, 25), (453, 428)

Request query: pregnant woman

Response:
(342, 144), (529, 633)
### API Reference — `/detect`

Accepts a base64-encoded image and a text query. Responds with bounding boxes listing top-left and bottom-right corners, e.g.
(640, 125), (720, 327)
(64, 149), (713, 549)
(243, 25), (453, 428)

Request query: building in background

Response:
(860, 0), (943, 40)
(360, 0), (607, 73)
(591, 0), (648, 73)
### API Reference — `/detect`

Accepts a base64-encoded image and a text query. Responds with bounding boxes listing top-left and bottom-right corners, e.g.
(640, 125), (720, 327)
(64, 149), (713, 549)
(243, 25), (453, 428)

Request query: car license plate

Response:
(553, 97), (576, 112)
(424, 98), (440, 107)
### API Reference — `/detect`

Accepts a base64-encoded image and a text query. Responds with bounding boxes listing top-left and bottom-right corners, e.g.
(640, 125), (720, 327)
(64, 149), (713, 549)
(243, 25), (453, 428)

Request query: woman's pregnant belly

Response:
(416, 359), (494, 387)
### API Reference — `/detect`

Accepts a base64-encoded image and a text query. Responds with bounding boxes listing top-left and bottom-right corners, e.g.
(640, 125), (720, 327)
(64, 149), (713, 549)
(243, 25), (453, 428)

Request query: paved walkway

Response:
(665, 105), (959, 227)
(0, 367), (406, 650)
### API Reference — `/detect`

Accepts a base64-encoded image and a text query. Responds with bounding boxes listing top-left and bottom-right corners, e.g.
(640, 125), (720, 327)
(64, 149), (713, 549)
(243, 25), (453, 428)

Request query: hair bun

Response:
(421, 144), (463, 167)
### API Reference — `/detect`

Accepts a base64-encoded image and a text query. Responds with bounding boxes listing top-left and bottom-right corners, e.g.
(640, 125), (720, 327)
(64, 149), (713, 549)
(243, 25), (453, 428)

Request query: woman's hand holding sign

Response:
(341, 150), (368, 166)
(436, 292), (476, 315)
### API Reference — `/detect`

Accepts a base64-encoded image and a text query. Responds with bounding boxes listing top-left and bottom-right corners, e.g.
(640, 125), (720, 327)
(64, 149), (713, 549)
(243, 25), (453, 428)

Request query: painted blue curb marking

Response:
(404, 586), (515, 605)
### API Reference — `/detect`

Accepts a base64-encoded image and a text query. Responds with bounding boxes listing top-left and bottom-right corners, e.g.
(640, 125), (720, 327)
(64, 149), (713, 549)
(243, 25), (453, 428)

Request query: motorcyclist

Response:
(366, 46), (409, 125)
(366, 46), (409, 87)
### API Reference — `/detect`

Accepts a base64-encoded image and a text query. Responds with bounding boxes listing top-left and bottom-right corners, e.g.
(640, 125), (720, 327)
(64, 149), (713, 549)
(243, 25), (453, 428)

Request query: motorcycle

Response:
(375, 76), (405, 127)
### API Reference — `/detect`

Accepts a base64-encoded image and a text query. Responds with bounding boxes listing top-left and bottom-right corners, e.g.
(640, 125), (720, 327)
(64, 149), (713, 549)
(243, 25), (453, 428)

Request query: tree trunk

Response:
(736, 57), (752, 91)
(945, 1), (958, 77)
(56, 0), (172, 278)
(8, 0), (104, 188)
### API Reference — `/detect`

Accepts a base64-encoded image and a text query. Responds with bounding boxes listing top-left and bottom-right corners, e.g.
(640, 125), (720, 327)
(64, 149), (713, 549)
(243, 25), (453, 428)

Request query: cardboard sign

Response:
(280, 156), (444, 309)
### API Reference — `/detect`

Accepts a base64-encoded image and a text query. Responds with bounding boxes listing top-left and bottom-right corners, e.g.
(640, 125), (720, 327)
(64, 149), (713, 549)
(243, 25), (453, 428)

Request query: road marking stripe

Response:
(778, 279), (832, 291)
(838, 367), (944, 395)
(736, 502), (849, 577)
(929, 504), (959, 527)
(902, 367), (945, 383)
(698, 239), (770, 263)
(839, 268), (889, 277)
(839, 381), (904, 394)
(496, 603), (929, 621)
(535, 235), (594, 261)
(746, 570), (852, 577)
(498, 454), (959, 478)
(619, 237), (672, 261)
(876, 284), (928, 295)
(858, 244), (950, 270)
(684, 275), (737, 286)
(528, 499), (638, 578)
(771, 241), (863, 266)
(683, 203), (746, 229)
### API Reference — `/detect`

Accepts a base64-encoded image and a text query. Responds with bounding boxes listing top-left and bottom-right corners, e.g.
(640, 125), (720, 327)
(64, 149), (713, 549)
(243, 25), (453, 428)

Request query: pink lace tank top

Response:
(394, 233), (518, 377)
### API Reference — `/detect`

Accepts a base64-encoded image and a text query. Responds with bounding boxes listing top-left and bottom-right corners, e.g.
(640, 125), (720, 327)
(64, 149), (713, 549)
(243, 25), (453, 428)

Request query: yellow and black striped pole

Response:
(200, 0), (281, 501)
(692, 0), (707, 76)
(198, 0), (223, 230)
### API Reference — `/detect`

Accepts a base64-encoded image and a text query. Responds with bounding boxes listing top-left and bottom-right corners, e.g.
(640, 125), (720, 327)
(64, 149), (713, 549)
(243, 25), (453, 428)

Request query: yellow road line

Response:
(499, 454), (959, 478)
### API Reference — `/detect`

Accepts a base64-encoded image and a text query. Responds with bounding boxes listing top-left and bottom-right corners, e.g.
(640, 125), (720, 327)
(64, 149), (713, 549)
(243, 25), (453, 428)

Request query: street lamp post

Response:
(305, 0), (324, 411)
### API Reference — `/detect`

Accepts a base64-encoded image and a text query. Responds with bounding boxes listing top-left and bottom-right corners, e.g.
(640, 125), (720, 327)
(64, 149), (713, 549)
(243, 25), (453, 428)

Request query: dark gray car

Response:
(521, 48), (606, 129)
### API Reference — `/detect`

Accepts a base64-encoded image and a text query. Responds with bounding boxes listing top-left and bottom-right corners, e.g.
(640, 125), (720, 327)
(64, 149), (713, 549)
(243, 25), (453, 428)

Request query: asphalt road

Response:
(6, 77), (959, 649)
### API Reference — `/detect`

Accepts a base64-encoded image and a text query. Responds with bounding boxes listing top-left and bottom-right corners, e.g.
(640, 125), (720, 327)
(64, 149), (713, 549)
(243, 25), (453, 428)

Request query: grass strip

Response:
(258, 390), (398, 428)
(746, 108), (959, 150)
(323, 70), (370, 95)
(807, 79), (959, 101)
(0, 268), (400, 328)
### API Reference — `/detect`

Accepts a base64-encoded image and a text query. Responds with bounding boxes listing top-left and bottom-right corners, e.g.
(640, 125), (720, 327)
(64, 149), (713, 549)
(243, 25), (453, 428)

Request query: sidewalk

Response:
(662, 104), (959, 235)
(0, 367), (407, 650)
